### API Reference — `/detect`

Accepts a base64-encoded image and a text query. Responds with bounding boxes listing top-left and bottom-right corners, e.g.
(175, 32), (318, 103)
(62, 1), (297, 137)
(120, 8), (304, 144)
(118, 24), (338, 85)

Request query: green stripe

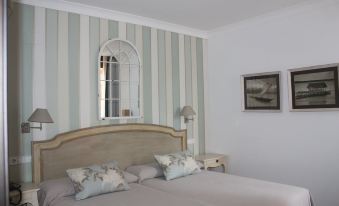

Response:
(89, 17), (100, 126)
(19, 163), (32, 183)
(171, 33), (180, 130)
(184, 36), (193, 144)
(126, 23), (136, 123)
(157, 30), (166, 125)
(17, 4), (34, 179)
(45, 9), (59, 138)
(184, 36), (192, 105)
(126, 23), (136, 45)
(8, 162), (32, 183)
(108, 20), (119, 39)
(142, 27), (152, 123)
(18, 4), (34, 157)
(196, 38), (205, 154)
(68, 13), (80, 130)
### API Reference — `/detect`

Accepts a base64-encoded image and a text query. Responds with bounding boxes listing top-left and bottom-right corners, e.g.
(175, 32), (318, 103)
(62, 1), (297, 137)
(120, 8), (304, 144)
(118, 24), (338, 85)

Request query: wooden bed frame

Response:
(31, 124), (187, 184)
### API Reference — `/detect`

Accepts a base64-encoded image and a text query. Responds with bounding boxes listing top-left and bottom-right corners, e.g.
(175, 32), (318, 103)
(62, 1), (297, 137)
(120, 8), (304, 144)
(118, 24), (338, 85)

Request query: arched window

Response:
(98, 39), (141, 120)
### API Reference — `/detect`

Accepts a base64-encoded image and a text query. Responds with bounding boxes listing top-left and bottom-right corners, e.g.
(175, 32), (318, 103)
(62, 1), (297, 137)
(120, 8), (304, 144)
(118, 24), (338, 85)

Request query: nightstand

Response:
(195, 153), (228, 173)
(10, 182), (39, 206)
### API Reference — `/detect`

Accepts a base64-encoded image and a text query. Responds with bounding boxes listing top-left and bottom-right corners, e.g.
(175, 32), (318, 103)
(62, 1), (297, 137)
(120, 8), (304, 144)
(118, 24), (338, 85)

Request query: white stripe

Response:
(79, 15), (90, 127)
(119, 22), (128, 123)
(191, 37), (199, 155)
(118, 21), (127, 40)
(135, 25), (144, 123)
(151, 28), (159, 124)
(99, 19), (108, 125)
(187, 138), (195, 145)
(202, 39), (208, 148)
(165, 31), (173, 127)
(57, 11), (70, 132)
(32, 7), (47, 140)
(100, 19), (108, 46)
(178, 34), (186, 129)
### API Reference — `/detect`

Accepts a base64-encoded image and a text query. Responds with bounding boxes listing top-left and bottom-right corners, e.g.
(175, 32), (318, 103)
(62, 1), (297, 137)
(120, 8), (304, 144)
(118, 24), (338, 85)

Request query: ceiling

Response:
(64, 0), (311, 31)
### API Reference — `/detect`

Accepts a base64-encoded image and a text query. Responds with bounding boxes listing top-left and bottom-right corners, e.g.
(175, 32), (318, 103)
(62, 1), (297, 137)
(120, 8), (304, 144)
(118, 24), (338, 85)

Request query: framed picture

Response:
(288, 63), (339, 111)
(241, 72), (281, 111)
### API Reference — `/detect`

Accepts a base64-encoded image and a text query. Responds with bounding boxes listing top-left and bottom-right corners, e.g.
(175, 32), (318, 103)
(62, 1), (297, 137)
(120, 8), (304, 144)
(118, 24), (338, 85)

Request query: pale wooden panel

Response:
(32, 124), (186, 184)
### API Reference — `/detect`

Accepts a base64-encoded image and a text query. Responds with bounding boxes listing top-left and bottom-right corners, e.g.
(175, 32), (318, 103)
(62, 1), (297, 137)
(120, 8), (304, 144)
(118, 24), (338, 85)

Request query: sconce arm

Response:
(21, 122), (42, 133)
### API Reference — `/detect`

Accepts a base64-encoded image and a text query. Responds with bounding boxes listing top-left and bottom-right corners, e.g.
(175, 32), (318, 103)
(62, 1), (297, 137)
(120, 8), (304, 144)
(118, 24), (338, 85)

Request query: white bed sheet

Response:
(141, 171), (312, 206)
(48, 183), (212, 206)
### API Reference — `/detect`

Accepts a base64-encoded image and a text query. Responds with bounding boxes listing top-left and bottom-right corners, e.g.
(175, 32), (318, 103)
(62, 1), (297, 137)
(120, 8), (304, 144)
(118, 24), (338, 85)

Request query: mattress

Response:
(46, 183), (211, 206)
(141, 171), (312, 206)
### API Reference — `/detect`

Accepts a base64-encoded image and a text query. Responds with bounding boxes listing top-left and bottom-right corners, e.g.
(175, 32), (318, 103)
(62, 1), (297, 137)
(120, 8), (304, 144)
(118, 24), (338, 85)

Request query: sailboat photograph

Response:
(250, 82), (274, 103)
(242, 72), (281, 111)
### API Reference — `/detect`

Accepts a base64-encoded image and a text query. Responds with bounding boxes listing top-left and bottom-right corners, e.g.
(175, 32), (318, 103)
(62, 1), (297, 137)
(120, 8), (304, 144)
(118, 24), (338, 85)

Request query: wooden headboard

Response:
(32, 124), (187, 184)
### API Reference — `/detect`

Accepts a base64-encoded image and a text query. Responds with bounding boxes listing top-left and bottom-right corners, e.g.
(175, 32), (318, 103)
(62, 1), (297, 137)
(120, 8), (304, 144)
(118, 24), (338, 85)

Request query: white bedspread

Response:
(49, 183), (212, 206)
(142, 171), (312, 206)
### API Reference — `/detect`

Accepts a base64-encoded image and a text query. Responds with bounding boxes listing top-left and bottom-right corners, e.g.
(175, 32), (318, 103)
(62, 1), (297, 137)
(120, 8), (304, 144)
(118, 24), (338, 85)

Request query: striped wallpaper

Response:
(8, 3), (206, 182)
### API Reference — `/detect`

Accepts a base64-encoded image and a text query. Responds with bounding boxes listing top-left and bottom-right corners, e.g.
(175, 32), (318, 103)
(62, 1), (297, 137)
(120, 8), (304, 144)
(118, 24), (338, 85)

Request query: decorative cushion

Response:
(66, 162), (129, 200)
(154, 151), (201, 180)
(125, 162), (164, 183)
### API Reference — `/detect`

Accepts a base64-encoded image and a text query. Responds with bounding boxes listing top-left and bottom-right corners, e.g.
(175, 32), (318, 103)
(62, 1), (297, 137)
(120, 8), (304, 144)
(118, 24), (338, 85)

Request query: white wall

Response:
(206, 1), (339, 206)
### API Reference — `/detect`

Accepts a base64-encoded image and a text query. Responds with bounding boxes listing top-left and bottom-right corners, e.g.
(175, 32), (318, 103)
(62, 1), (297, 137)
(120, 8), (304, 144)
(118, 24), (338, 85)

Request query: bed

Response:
(31, 123), (312, 206)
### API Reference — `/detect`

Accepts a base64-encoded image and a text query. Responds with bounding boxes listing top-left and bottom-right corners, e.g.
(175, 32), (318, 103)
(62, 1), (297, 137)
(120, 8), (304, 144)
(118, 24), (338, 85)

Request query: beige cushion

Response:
(126, 162), (163, 183)
(38, 178), (75, 206)
(123, 171), (138, 183)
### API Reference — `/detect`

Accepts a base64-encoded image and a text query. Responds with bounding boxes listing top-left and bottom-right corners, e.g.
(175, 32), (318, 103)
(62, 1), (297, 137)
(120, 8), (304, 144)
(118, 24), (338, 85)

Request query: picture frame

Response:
(288, 63), (339, 111)
(241, 71), (281, 112)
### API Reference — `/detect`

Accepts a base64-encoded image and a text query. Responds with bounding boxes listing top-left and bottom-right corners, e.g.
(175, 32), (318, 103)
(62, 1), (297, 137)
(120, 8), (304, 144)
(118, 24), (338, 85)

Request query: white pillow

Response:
(66, 162), (129, 200)
(154, 151), (200, 180)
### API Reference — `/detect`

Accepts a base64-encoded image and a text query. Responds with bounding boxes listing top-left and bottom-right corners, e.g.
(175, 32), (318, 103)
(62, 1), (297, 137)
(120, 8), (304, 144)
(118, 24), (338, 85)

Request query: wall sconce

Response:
(21, 108), (54, 133)
(180, 106), (196, 123)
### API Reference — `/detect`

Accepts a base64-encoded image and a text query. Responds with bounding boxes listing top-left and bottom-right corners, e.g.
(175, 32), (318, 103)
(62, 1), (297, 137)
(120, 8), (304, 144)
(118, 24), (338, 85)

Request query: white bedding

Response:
(141, 171), (312, 206)
(46, 183), (212, 206)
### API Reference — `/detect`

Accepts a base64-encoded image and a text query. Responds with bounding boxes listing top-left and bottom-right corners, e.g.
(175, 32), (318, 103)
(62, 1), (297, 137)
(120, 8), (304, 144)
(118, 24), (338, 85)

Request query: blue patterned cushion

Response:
(154, 151), (201, 180)
(66, 162), (129, 200)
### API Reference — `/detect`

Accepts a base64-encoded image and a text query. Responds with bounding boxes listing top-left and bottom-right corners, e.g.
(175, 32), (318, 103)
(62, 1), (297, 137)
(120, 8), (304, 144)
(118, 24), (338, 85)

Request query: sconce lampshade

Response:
(28, 108), (54, 123)
(180, 106), (196, 117)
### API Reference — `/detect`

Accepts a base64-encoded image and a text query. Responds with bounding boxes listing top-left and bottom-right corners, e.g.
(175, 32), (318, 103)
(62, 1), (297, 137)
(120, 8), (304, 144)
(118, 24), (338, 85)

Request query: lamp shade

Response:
(180, 106), (196, 117)
(28, 108), (54, 123)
